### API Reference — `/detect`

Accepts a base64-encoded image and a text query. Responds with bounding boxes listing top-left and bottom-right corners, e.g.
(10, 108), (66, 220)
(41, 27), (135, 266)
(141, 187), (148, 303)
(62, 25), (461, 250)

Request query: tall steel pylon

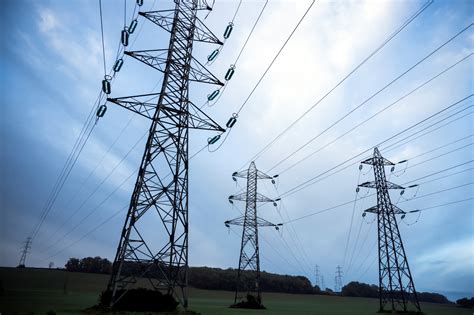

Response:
(334, 265), (343, 292)
(314, 264), (320, 288)
(225, 162), (280, 307)
(18, 237), (32, 267)
(358, 147), (421, 313)
(106, 0), (224, 307)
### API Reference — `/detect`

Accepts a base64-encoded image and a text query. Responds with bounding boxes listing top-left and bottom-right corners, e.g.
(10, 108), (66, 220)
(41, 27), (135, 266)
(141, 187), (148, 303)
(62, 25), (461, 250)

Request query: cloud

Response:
(38, 8), (59, 33)
(415, 236), (474, 275)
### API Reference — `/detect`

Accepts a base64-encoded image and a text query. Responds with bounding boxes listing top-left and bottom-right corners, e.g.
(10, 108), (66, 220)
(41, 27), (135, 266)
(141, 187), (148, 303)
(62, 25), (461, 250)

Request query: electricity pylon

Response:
(18, 237), (32, 267)
(358, 147), (421, 313)
(314, 264), (320, 288)
(335, 265), (343, 292)
(225, 161), (280, 307)
(106, 0), (224, 307)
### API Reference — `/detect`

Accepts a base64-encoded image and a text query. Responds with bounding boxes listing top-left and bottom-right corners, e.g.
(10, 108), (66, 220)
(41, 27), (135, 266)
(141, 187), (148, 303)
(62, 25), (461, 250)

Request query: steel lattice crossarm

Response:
(106, 0), (224, 308)
(357, 147), (422, 314)
(124, 49), (224, 85)
(140, 8), (222, 44)
(225, 216), (282, 230)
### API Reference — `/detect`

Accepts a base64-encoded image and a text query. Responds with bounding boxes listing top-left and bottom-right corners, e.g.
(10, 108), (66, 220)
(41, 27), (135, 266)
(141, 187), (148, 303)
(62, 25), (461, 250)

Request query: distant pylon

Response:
(225, 161), (281, 307)
(18, 237), (32, 267)
(358, 147), (421, 313)
(335, 265), (343, 292)
(321, 275), (325, 291)
(315, 264), (320, 288)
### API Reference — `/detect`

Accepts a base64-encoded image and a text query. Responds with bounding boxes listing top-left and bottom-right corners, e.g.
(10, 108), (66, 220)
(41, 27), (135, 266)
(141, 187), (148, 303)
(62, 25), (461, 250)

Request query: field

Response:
(0, 267), (470, 315)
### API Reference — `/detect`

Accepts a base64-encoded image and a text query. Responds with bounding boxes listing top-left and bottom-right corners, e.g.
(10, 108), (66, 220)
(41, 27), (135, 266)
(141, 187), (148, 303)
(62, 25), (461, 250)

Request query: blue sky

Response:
(0, 0), (473, 301)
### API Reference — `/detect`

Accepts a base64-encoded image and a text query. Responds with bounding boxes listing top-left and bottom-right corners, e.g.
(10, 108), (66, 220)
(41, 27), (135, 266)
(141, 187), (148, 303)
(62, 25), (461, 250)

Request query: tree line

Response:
(64, 257), (470, 306)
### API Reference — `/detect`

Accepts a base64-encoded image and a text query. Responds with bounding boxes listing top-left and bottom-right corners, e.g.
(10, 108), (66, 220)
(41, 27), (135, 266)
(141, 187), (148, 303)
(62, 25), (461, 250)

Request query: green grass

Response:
(0, 267), (470, 315)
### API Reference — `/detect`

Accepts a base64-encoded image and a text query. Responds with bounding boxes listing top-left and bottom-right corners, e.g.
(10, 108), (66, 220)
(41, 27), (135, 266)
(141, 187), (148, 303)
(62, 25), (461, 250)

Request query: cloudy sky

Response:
(1, 0), (473, 301)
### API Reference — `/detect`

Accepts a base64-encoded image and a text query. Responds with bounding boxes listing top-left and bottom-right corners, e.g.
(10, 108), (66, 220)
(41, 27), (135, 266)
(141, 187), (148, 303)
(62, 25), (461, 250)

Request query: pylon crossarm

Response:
(232, 170), (248, 179)
(140, 10), (222, 45)
(255, 192), (274, 203)
(126, 49), (223, 85)
(256, 170), (274, 180)
(225, 216), (245, 227)
(256, 217), (280, 228)
(358, 180), (404, 190)
(107, 93), (161, 119)
(228, 192), (247, 202)
(361, 156), (395, 166)
(188, 101), (225, 131)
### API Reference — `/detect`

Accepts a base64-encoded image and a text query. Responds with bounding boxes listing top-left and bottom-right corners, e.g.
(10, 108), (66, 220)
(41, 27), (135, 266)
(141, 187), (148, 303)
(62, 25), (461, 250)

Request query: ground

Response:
(0, 267), (470, 315)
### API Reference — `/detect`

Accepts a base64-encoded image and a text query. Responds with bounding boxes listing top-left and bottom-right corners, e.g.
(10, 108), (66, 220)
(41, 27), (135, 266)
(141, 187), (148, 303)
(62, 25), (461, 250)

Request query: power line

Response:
(282, 159), (474, 225)
(278, 95), (473, 199)
(235, 0), (315, 115)
(237, 0), (434, 170)
(272, 53), (473, 174)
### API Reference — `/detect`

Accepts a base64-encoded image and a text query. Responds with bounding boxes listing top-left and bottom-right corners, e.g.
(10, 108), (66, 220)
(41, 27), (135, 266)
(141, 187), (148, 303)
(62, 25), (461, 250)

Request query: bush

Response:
(99, 288), (179, 312)
(230, 293), (266, 309)
(456, 297), (474, 308)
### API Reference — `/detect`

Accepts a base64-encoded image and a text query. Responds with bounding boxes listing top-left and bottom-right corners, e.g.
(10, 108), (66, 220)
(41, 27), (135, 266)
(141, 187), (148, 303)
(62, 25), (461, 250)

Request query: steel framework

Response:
(334, 265), (343, 292)
(18, 237), (32, 267)
(359, 147), (421, 313)
(107, 0), (224, 307)
(225, 162), (280, 307)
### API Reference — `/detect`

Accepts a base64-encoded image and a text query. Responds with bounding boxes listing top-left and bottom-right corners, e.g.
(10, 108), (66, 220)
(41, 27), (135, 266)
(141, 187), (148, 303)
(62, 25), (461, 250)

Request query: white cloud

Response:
(38, 8), (59, 33)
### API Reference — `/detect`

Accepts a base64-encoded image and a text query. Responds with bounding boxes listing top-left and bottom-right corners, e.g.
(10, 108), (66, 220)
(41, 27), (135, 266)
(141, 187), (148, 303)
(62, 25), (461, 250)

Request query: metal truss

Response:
(359, 147), (422, 313)
(225, 162), (279, 306)
(107, 0), (223, 308)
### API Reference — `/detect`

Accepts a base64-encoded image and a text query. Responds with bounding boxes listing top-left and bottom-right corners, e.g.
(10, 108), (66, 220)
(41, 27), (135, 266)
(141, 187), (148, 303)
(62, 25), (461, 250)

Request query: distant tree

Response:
(456, 297), (474, 308)
(65, 258), (80, 272)
(341, 281), (378, 298)
(65, 257), (111, 274)
(49, 262), (54, 269)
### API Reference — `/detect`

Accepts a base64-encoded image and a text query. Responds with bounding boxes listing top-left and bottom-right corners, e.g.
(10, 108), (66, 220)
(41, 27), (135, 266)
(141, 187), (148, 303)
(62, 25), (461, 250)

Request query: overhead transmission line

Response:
(28, 0), (146, 245)
(267, 23), (473, 173)
(271, 52), (473, 174)
(277, 95), (473, 199)
(237, 0), (434, 171)
(282, 159), (474, 225)
(206, 0), (314, 151)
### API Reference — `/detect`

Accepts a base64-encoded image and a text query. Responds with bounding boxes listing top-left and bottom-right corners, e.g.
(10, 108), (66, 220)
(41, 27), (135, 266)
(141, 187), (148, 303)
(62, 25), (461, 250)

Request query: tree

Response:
(65, 258), (80, 272)
(456, 297), (474, 308)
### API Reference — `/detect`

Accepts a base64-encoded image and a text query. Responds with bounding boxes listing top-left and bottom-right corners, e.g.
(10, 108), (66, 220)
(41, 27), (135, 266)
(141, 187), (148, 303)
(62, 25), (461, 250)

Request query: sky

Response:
(0, 0), (473, 302)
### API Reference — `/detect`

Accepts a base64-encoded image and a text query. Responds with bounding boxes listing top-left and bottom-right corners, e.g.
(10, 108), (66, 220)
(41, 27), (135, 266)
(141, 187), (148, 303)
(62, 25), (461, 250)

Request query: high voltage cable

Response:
(281, 159), (474, 225)
(418, 197), (474, 212)
(278, 96), (473, 199)
(41, 143), (213, 257)
(285, 110), (473, 200)
(40, 131), (147, 248)
(237, 0), (434, 171)
(30, 0), (152, 246)
(271, 53), (473, 174)
(406, 143), (473, 169)
(45, 205), (128, 260)
(206, 0), (314, 150)
(233, 0), (269, 65)
(235, 0), (315, 115)
(99, 0), (107, 75)
(268, 30), (472, 173)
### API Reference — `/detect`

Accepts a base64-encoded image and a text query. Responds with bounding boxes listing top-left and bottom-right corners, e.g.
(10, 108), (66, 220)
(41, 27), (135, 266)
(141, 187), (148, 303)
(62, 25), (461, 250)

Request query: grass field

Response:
(0, 267), (470, 315)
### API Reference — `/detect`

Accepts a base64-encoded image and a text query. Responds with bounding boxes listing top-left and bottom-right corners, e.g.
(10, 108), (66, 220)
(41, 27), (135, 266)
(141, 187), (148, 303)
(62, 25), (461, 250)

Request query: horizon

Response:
(1, 0), (472, 306)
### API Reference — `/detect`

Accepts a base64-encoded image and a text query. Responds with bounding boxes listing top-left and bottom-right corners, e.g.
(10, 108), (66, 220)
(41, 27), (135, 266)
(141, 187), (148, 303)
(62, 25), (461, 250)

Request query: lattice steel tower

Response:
(18, 237), (32, 267)
(335, 265), (343, 292)
(358, 147), (421, 313)
(225, 162), (280, 307)
(107, 0), (224, 307)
